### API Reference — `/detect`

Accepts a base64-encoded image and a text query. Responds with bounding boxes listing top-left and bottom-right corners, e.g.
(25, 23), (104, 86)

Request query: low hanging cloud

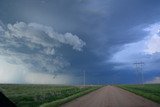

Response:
(0, 21), (85, 84)
(146, 76), (160, 84)
(109, 22), (160, 71)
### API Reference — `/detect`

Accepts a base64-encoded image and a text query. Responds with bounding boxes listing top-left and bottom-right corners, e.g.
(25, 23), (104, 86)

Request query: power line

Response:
(83, 70), (86, 87)
(133, 61), (145, 85)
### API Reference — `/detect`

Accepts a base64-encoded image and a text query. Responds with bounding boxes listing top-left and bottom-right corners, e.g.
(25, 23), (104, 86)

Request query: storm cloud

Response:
(0, 0), (160, 84)
(0, 21), (85, 83)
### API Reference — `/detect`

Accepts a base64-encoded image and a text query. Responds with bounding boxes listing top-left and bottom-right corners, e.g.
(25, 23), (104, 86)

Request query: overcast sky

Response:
(0, 0), (160, 84)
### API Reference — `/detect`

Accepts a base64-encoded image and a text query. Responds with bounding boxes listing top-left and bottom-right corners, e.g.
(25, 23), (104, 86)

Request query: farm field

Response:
(0, 84), (100, 107)
(118, 84), (160, 104)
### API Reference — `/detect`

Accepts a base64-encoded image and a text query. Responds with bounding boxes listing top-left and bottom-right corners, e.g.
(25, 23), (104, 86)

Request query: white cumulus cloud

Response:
(0, 21), (85, 84)
(144, 23), (160, 54)
(110, 22), (160, 71)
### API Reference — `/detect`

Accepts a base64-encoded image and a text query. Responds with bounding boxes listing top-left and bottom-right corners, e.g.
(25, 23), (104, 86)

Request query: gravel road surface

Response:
(61, 86), (160, 107)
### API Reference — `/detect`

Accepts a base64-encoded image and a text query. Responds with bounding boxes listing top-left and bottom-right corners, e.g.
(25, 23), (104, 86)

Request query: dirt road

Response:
(61, 86), (160, 107)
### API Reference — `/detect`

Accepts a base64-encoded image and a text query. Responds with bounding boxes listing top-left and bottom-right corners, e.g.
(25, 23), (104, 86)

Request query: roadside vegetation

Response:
(40, 86), (99, 107)
(0, 84), (101, 107)
(118, 84), (160, 104)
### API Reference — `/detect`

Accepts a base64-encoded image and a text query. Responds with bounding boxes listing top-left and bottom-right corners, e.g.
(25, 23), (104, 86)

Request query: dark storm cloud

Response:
(0, 0), (160, 84)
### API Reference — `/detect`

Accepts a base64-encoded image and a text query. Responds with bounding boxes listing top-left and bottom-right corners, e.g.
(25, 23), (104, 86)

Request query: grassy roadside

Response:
(40, 86), (101, 107)
(0, 84), (101, 107)
(118, 84), (160, 104)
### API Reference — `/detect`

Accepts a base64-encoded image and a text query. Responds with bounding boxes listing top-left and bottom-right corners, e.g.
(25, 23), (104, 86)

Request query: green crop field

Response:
(118, 84), (160, 104)
(0, 84), (101, 107)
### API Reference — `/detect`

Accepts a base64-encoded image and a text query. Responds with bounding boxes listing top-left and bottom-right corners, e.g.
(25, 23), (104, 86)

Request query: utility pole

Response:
(83, 70), (86, 87)
(133, 62), (145, 85)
